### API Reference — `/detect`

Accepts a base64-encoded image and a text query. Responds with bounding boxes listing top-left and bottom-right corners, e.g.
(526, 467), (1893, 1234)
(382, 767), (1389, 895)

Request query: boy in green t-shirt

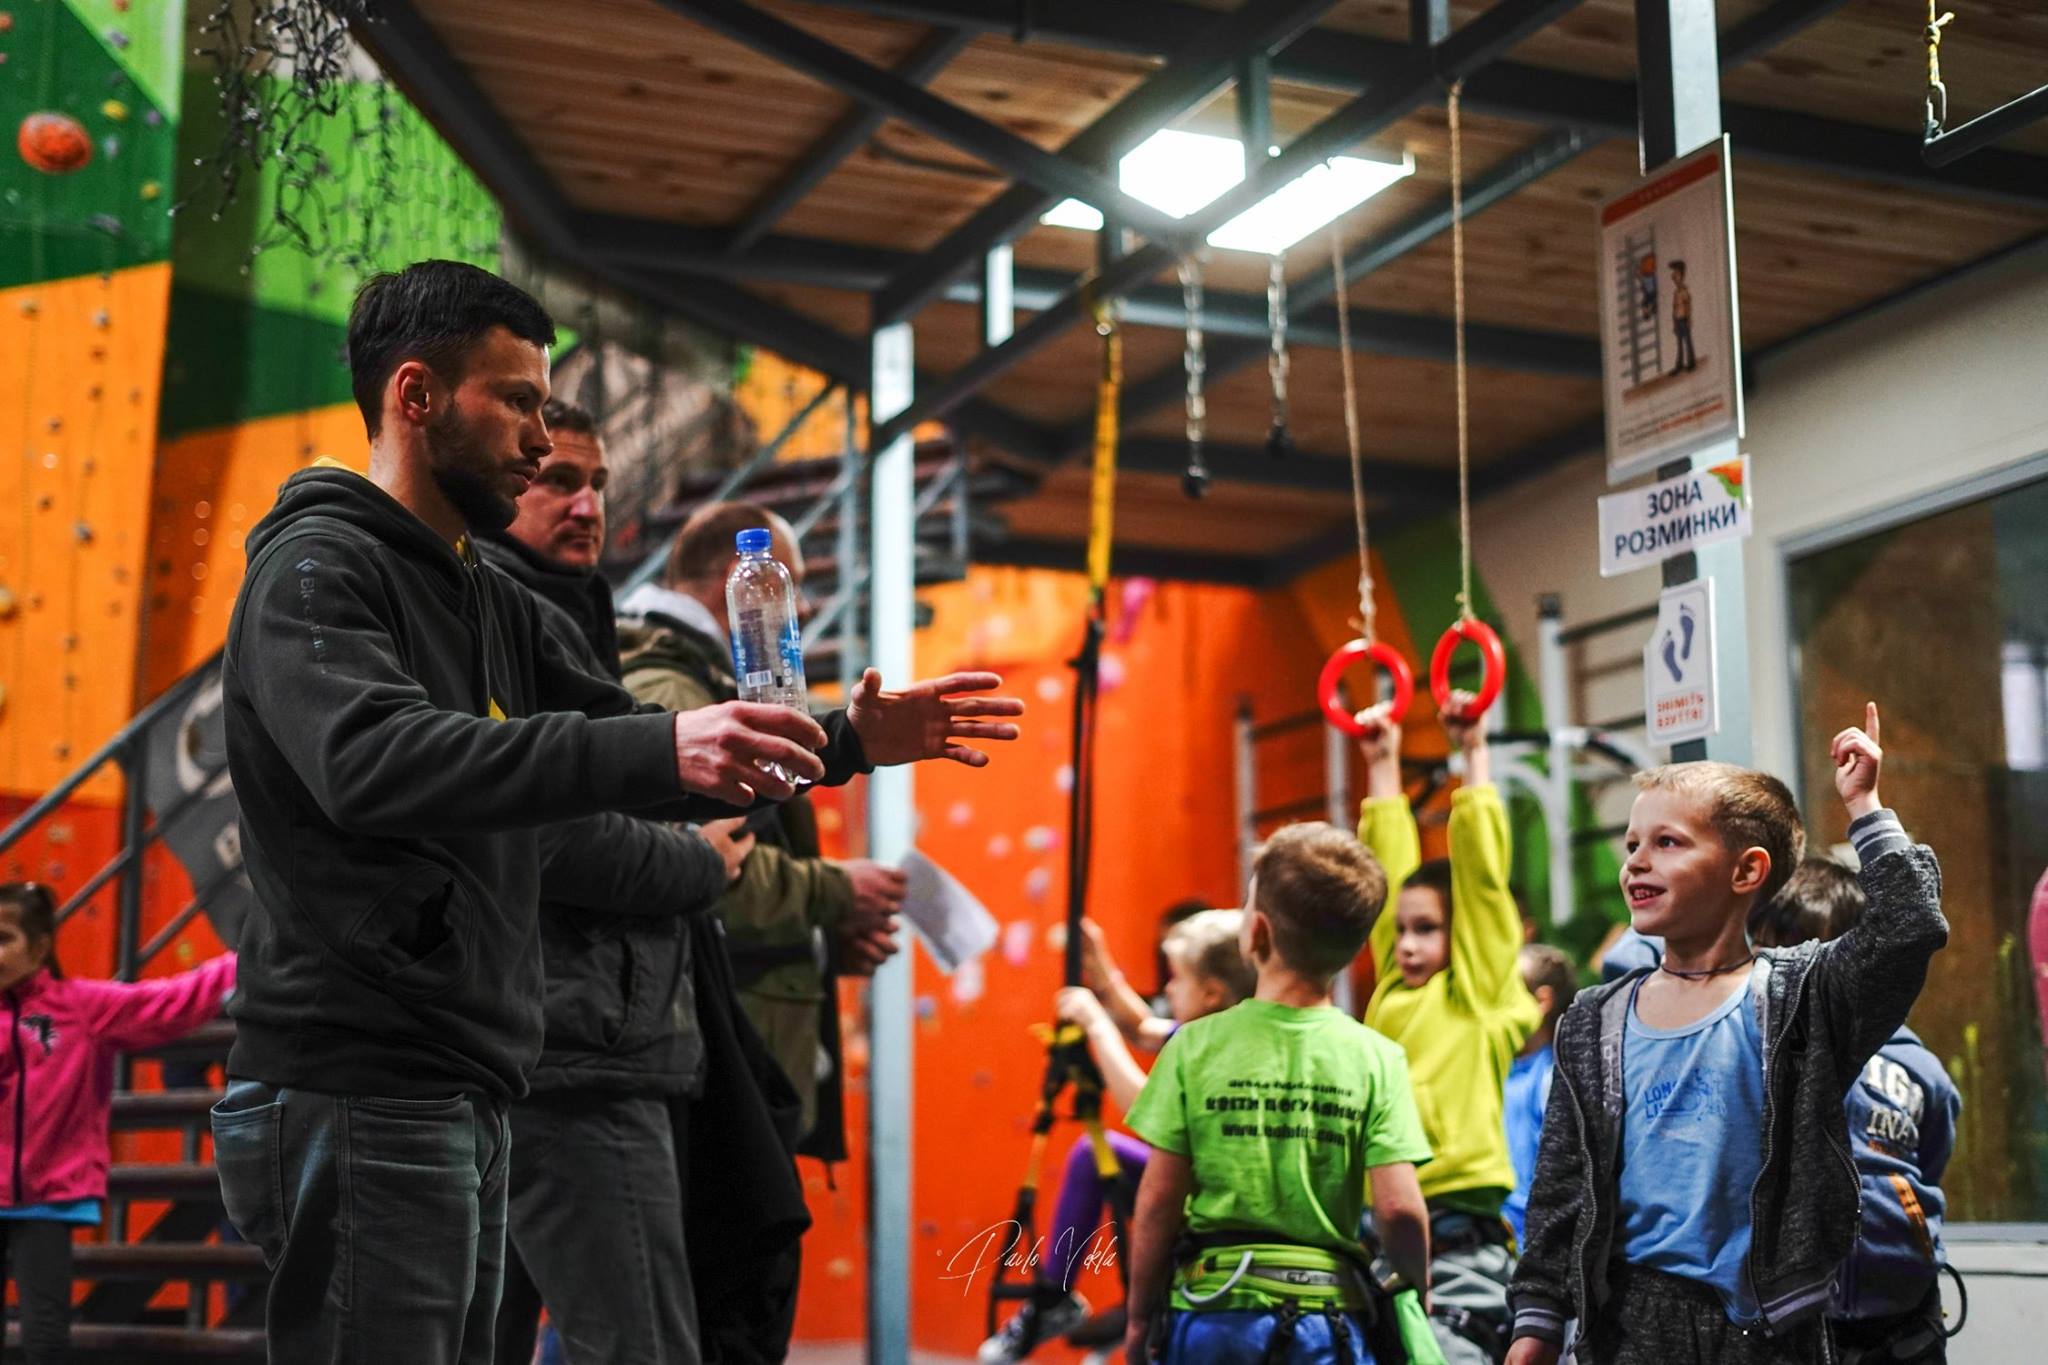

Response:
(1357, 692), (1541, 1365)
(1123, 823), (1433, 1365)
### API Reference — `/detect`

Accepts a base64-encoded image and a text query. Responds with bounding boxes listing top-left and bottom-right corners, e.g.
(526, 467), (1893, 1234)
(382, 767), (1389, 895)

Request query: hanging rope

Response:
(1314, 225), (1415, 738)
(985, 297), (1136, 1338)
(1925, 1), (1955, 138)
(1265, 253), (1293, 457)
(1426, 81), (1508, 721)
(1179, 258), (1210, 498)
(1329, 225), (1374, 646)
(1449, 79), (1475, 625)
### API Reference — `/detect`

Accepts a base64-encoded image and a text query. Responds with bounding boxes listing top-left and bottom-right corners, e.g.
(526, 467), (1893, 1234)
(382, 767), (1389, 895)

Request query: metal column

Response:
(867, 320), (915, 1365)
(1536, 595), (1574, 934)
(983, 244), (1015, 348)
(1637, 0), (1750, 764)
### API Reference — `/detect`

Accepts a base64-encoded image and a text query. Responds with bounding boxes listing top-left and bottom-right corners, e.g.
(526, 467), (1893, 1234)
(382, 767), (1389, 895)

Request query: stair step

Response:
(6, 1323), (263, 1358)
(134, 1019), (235, 1063)
(111, 1088), (223, 1128)
(107, 1163), (220, 1201)
(75, 1242), (266, 1281)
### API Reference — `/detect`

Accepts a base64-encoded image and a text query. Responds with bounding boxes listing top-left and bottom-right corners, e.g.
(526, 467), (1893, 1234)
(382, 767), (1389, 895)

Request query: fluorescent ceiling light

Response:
(1039, 129), (1415, 255)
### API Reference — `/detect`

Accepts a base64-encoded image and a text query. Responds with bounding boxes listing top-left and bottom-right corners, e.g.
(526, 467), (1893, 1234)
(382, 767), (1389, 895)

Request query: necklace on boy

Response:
(1658, 952), (1758, 982)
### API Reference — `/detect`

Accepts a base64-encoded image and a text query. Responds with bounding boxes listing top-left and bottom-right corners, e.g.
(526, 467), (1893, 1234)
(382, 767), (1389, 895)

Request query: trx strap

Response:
(987, 300), (1132, 1340)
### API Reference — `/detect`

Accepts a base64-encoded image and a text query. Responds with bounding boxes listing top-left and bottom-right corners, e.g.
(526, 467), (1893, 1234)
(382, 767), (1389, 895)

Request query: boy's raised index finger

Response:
(1866, 701), (1880, 746)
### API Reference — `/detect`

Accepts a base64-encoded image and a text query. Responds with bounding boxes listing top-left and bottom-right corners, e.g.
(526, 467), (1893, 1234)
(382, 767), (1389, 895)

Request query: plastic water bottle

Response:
(725, 527), (809, 785)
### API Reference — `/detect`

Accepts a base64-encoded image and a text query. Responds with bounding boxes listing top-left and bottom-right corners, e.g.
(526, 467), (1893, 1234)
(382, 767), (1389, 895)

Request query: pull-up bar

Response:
(1921, 3), (2048, 168)
(1925, 84), (2048, 167)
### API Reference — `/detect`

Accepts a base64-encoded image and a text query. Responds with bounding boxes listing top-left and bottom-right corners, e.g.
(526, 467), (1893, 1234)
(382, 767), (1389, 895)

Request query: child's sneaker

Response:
(977, 1288), (1089, 1363)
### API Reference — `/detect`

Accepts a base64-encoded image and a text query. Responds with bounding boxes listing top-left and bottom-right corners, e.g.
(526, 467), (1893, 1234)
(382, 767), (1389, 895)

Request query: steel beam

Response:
(809, 0), (2048, 206)
(873, 0), (1593, 451)
(654, 0), (1192, 241)
(728, 27), (974, 253)
(1117, 438), (1455, 502)
(591, 222), (1596, 374)
(873, 0), (1352, 326)
(976, 535), (1272, 586)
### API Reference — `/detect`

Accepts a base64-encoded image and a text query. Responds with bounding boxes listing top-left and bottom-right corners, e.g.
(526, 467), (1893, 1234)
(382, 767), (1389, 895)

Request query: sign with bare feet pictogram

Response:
(1643, 580), (1718, 746)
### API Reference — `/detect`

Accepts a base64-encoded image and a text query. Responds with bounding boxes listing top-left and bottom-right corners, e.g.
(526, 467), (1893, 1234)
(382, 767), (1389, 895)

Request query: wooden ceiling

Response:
(392, 0), (2048, 580)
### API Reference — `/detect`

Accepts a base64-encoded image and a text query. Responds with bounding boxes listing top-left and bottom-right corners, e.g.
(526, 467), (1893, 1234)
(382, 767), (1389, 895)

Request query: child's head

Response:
(1623, 763), (1804, 945)
(1242, 823), (1388, 987)
(0, 883), (60, 992)
(1392, 860), (1454, 989)
(1518, 943), (1578, 1052)
(1669, 259), (1687, 280)
(1159, 909), (1254, 1022)
(1151, 896), (1210, 998)
(1749, 856), (1865, 949)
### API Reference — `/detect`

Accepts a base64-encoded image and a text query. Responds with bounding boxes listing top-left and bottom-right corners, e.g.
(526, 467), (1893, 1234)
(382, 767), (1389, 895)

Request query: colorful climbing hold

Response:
(17, 112), (91, 174)
(101, 99), (129, 122)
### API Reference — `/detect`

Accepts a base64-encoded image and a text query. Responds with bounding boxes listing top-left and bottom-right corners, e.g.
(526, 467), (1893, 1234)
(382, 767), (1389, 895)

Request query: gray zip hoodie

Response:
(1509, 811), (1946, 1350)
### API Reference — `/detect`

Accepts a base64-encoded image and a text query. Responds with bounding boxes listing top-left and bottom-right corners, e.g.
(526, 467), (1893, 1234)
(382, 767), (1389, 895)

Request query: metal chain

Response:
(1925, 1), (1955, 137)
(1330, 225), (1375, 645)
(1450, 79), (1474, 624)
(1265, 252), (1292, 455)
(1178, 258), (1210, 497)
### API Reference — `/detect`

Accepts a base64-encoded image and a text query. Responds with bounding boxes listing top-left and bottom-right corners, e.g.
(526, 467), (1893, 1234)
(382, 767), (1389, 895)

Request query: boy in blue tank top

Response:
(1508, 705), (1948, 1365)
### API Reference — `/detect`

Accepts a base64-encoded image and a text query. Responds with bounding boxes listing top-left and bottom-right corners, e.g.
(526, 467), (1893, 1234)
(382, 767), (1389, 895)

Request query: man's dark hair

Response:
(1670, 259), (1687, 276)
(1750, 856), (1866, 949)
(1252, 823), (1389, 981)
(347, 261), (555, 438)
(542, 397), (597, 436)
(0, 882), (62, 979)
(666, 501), (779, 585)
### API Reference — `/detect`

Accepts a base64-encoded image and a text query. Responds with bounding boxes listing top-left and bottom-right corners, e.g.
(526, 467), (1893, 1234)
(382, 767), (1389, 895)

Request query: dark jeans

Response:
(211, 1078), (511, 1365)
(493, 1093), (698, 1365)
(1673, 318), (1696, 371)
(2, 1218), (74, 1363)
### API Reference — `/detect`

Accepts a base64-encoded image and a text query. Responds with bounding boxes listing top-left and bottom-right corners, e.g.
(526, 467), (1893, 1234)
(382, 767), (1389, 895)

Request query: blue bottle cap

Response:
(735, 527), (772, 554)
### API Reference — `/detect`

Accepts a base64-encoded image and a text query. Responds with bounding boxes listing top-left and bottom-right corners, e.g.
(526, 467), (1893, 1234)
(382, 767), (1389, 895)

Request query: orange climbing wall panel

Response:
(0, 264), (170, 802)
(790, 564), (1361, 1355)
(139, 403), (367, 700)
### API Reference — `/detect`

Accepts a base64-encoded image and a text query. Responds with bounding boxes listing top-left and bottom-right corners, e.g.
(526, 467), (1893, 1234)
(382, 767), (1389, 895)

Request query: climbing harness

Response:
(1316, 223), (1416, 740)
(1430, 81), (1507, 721)
(988, 298), (1134, 1340)
(1180, 258), (1211, 499)
(1265, 253), (1293, 457)
(1163, 1233), (1413, 1365)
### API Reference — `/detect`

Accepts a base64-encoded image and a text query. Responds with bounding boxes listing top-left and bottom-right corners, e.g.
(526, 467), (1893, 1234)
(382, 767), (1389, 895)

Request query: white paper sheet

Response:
(898, 849), (999, 974)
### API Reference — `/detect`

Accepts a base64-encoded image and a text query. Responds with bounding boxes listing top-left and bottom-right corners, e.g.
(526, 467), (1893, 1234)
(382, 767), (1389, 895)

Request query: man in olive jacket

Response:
(617, 500), (905, 1160)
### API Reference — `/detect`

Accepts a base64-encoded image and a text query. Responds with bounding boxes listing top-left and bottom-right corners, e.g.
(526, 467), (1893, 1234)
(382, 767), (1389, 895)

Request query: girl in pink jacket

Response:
(0, 882), (236, 1362)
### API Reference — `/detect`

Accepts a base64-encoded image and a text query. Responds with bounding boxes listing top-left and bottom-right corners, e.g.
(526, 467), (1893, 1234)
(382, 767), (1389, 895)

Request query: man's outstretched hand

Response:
(673, 703), (828, 805)
(846, 669), (1024, 768)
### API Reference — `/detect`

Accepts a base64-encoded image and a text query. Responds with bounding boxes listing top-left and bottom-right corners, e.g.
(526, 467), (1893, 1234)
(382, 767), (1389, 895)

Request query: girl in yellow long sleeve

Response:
(1357, 692), (1542, 1365)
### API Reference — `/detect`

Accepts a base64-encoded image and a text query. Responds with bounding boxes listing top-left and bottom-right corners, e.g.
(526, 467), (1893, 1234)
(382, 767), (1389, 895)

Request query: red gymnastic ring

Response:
(1317, 639), (1416, 738)
(1429, 618), (1507, 718)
